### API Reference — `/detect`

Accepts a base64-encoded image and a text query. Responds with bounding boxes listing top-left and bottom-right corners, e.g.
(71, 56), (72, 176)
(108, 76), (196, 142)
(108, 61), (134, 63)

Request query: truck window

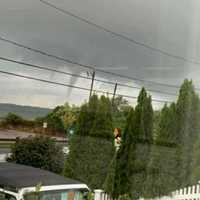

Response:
(24, 191), (86, 200)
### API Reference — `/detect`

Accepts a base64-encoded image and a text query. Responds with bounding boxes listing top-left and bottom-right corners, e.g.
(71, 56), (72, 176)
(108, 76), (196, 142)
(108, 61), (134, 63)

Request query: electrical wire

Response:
(39, 0), (200, 68)
(0, 56), (177, 96)
(0, 36), (186, 90)
(0, 70), (173, 103)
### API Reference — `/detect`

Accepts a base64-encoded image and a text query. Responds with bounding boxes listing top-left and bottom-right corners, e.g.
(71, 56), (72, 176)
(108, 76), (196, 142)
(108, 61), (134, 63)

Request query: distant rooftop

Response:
(0, 163), (83, 190)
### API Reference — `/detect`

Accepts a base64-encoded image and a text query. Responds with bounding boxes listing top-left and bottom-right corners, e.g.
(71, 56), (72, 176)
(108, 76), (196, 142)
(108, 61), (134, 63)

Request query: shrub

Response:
(4, 113), (23, 126)
(7, 136), (64, 174)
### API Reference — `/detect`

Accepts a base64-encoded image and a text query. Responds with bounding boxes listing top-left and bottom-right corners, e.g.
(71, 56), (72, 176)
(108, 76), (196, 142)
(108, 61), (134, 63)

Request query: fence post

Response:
(94, 190), (104, 200)
(197, 184), (200, 194)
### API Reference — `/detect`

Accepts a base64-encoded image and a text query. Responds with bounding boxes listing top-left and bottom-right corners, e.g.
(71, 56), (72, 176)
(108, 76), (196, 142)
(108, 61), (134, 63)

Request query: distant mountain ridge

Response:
(0, 103), (52, 119)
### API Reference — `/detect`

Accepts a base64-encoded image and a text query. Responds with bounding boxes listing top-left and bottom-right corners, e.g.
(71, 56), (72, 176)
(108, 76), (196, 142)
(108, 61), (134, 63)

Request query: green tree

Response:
(190, 134), (200, 184)
(64, 95), (115, 189)
(114, 108), (135, 198)
(112, 88), (153, 199)
(103, 153), (117, 196)
(45, 112), (65, 135)
(4, 112), (23, 127)
(90, 96), (113, 139)
(7, 136), (64, 174)
(176, 80), (200, 187)
(52, 103), (79, 134)
(144, 103), (179, 198)
(133, 88), (153, 142)
(129, 88), (153, 199)
(112, 96), (132, 131)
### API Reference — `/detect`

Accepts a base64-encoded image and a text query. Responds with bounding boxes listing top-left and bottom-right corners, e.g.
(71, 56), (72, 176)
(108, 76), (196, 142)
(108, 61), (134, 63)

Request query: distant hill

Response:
(0, 103), (52, 119)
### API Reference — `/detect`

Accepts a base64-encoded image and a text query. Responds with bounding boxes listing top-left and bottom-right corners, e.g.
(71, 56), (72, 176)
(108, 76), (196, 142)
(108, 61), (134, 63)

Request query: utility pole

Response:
(112, 83), (118, 105)
(89, 70), (95, 99)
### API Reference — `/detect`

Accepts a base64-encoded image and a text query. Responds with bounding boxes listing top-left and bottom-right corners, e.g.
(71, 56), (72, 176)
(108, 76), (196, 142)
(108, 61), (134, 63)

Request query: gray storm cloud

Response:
(1, 0), (200, 107)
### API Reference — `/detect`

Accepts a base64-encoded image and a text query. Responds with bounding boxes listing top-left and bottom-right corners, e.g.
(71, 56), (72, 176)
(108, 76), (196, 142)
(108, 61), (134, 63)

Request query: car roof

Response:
(0, 163), (84, 190)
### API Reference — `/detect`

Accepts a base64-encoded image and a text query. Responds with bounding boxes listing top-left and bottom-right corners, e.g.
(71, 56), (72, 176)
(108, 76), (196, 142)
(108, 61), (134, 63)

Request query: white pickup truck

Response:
(0, 163), (89, 200)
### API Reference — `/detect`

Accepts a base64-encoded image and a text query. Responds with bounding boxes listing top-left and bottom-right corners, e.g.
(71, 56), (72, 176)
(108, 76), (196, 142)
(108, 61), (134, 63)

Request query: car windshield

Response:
(23, 190), (87, 200)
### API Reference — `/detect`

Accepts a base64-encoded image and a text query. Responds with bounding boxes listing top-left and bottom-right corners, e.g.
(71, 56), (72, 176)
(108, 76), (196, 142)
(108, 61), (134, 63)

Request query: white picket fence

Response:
(0, 153), (10, 162)
(94, 184), (200, 200)
(94, 190), (113, 200)
(170, 184), (200, 200)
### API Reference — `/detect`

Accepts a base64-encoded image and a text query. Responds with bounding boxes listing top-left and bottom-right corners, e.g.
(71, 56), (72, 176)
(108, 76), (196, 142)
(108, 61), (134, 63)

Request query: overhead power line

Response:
(39, 0), (200, 67)
(0, 56), (177, 96)
(0, 70), (173, 103)
(0, 36), (184, 90)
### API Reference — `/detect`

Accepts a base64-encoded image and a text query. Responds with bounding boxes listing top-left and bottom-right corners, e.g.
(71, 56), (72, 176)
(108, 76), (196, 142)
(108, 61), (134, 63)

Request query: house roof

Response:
(0, 163), (84, 190)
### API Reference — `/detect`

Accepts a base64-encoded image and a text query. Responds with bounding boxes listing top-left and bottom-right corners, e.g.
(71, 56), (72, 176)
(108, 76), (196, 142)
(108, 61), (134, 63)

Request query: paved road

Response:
(0, 129), (67, 141)
(0, 148), (10, 154)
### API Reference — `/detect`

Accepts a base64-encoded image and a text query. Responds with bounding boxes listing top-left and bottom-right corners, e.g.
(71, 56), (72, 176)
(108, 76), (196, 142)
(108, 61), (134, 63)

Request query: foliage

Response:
(7, 136), (64, 174)
(111, 88), (153, 199)
(52, 103), (79, 134)
(176, 80), (200, 187)
(45, 112), (65, 135)
(90, 96), (113, 139)
(3, 80), (200, 199)
(114, 108), (135, 198)
(34, 112), (65, 135)
(191, 134), (200, 184)
(130, 88), (153, 199)
(118, 194), (131, 200)
(3, 112), (23, 126)
(86, 192), (94, 200)
(0, 103), (78, 136)
(63, 95), (115, 189)
(144, 103), (179, 198)
(112, 96), (132, 131)
(103, 153), (117, 196)
(0, 112), (36, 129)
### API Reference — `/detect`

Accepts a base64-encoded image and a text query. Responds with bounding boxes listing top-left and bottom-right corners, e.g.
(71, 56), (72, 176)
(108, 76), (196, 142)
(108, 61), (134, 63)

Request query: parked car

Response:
(0, 163), (89, 200)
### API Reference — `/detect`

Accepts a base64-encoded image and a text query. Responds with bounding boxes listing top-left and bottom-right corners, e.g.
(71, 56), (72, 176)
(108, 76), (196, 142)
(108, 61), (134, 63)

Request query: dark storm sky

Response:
(1, 0), (200, 108)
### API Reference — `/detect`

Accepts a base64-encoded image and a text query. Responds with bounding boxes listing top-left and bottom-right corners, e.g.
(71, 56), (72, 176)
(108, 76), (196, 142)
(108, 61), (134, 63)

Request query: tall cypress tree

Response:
(64, 95), (115, 189)
(176, 80), (200, 187)
(103, 153), (118, 197)
(144, 103), (179, 198)
(129, 88), (153, 199)
(113, 88), (153, 199)
(63, 95), (99, 178)
(87, 96), (115, 188)
(114, 108), (135, 198)
(189, 92), (200, 184)
(190, 127), (200, 184)
(90, 96), (113, 139)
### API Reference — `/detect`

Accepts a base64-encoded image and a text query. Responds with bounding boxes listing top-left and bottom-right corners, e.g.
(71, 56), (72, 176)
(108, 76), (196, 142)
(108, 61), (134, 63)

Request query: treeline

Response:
(63, 79), (200, 199)
(0, 99), (130, 137)
(104, 79), (200, 199)
(0, 111), (66, 136)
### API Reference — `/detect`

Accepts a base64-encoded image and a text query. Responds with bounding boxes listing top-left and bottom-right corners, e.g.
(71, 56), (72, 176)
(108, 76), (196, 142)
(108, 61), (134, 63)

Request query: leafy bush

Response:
(45, 113), (65, 134)
(119, 194), (131, 200)
(4, 112), (23, 126)
(7, 136), (64, 174)
(64, 95), (115, 189)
